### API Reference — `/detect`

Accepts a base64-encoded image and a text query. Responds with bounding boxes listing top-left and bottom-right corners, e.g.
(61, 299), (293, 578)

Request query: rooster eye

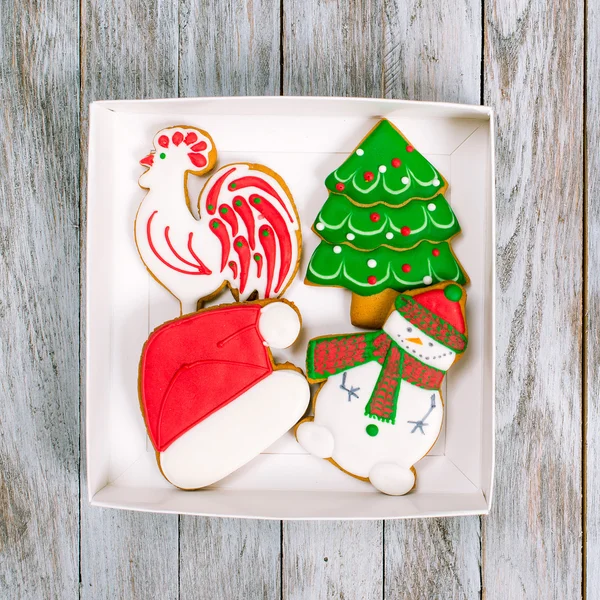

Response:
(159, 153), (166, 159)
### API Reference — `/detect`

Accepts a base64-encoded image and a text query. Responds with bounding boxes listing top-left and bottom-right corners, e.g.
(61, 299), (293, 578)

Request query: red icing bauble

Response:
(402, 264), (411, 273)
(364, 171), (374, 182)
(370, 212), (380, 222)
(335, 182), (345, 192)
(391, 158), (401, 168)
(406, 145), (414, 153)
(140, 304), (273, 452)
(432, 248), (440, 257)
(367, 275), (377, 285)
(401, 226), (411, 236)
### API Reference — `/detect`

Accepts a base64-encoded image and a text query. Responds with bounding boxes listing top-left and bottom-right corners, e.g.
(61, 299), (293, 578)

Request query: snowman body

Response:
(297, 307), (461, 496)
(311, 362), (443, 478)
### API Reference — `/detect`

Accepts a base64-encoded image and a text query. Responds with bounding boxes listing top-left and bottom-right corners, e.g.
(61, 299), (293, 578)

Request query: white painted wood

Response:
(483, 0), (584, 597)
(80, 1), (180, 597)
(586, 0), (599, 595)
(283, 0), (384, 97)
(0, 1), (80, 597)
(179, 0), (281, 97)
(180, 518), (281, 600)
(177, 2), (284, 598)
(382, 1), (482, 597)
(283, 521), (383, 600)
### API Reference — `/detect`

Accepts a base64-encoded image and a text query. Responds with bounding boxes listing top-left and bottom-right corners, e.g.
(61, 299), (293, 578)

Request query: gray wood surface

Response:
(382, 1), (483, 598)
(0, 0), (591, 598)
(587, 0), (598, 595)
(0, 0), (80, 597)
(79, 1), (180, 597)
(483, 0), (584, 597)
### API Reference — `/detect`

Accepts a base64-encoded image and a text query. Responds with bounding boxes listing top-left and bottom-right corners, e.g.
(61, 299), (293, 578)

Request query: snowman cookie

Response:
(140, 299), (310, 490)
(296, 282), (468, 496)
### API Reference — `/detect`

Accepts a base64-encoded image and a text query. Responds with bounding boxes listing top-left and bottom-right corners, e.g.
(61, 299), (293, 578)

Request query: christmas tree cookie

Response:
(305, 119), (468, 328)
(295, 282), (468, 496)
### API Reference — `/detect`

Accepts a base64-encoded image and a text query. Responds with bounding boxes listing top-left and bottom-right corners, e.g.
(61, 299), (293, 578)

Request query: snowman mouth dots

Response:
(295, 282), (468, 496)
(304, 119), (469, 329)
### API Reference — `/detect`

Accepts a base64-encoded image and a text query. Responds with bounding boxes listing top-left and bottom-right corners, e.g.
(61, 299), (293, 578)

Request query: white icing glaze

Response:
(159, 369), (310, 489)
(333, 246), (342, 254)
(303, 361), (443, 479)
(385, 232), (394, 240)
(258, 301), (301, 349)
(378, 165), (387, 173)
(367, 259), (377, 268)
(346, 233), (355, 241)
(136, 135), (300, 315)
(427, 203), (436, 211)
(423, 275), (433, 285)
(297, 308), (461, 495)
(356, 148), (364, 156)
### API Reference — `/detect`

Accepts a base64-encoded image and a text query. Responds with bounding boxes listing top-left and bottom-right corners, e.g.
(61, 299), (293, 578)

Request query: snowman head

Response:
(383, 283), (467, 372)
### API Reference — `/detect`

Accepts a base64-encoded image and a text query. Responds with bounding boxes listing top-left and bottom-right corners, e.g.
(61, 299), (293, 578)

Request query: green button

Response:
(366, 424), (379, 437)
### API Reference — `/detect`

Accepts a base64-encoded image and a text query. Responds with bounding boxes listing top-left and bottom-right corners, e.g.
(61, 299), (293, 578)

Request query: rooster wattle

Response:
(135, 126), (301, 314)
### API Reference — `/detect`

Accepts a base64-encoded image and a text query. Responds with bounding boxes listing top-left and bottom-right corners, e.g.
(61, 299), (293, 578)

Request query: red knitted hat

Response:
(394, 283), (467, 352)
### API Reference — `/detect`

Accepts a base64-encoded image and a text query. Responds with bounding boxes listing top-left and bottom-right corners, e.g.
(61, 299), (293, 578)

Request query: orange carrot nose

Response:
(140, 153), (154, 167)
(406, 337), (423, 345)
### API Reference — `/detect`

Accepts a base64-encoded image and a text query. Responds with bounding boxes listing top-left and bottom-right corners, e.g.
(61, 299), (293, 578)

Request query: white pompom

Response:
(258, 301), (301, 349)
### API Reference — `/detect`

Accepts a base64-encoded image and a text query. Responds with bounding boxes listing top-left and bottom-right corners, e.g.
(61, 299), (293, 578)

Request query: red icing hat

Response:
(394, 283), (467, 352)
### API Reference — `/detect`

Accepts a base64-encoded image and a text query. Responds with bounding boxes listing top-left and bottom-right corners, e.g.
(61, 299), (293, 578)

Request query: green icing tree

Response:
(305, 119), (468, 327)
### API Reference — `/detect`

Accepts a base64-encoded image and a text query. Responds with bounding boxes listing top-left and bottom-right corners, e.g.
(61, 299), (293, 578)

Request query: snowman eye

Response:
(428, 342), (433, 347)
(406, 327), (412, 332)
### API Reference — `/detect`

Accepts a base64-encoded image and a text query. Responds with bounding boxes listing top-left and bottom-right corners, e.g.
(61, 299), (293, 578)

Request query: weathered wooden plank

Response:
(281, 3), (385, 598)
(178, 3), (283, 599)
(0, 0), (80, 597)
(179, 518), (281, 600)
(586, 0), (599, 595)
(80, 1), (180, 597)
(383, 0), (481, 104)
(283, 0), (383, 97)
(382, 1), (482, 597)
(283, 521), (383, 600)
(179, 0), (281, 97)
(483, 0), (584, 597)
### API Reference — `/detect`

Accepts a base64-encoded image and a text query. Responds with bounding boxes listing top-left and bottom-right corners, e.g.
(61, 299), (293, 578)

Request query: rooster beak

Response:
(140, 153), (154, 167)
(406, 337), (423, 345)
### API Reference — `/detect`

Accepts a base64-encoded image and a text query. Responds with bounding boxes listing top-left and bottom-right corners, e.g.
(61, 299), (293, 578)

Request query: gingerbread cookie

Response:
(140, 299), (310, 490)
(305, 119), (468, 329)
(296, 282), (468, 496)
(136, 126), (301, 315)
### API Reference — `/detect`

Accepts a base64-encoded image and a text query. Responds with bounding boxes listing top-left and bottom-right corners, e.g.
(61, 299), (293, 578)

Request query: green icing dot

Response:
(208, 204), (214, 211)
(235, 200), (242, 206)
(253, 196), (261, 204)
(159, 153), (166, 159)
(254, 254), (261, 261)
(220, 206), (228, 214)
(444, 284), (463, 302)
(366, 424), (379, 437)
(262, 229), (269, 237)
(211, 221), (219, 229)
(230, 183), (237, 189)
(236, 241), (243, 247)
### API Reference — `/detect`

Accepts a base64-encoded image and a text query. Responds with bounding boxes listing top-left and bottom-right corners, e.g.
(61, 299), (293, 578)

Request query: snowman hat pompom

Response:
(394, 283), (467, 353)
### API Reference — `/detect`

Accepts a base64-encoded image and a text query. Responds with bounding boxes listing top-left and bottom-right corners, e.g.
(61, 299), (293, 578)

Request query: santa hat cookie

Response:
(393, 283), (467, 354)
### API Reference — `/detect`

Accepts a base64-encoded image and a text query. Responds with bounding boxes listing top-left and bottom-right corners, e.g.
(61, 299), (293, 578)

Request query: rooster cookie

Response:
(140, 299), (310, 490)
(296, 282), (468, 496)
(136, 126), (302, 315)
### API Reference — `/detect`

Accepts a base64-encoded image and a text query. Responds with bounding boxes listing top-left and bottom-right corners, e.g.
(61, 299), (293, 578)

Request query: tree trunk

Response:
(350, 289), (398, 329)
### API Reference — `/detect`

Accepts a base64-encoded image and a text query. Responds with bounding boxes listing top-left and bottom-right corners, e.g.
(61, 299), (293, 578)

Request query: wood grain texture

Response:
(483, 0), (584, 597)
(0, 0), (80, 597)
(80, 1), (179, 598)
(179, 0), (281, 97)
(178, 3), (283, 599)
(382, 1), (482, 598)
(283, 521), (383, 600)
(283, 0), (383, 97)
(586, 0), (599, 594)
(281, 3), (385, 598)
(180, 518), (281, 600)
(383, 0), (482, 104)
(385, 518), (480, 599)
